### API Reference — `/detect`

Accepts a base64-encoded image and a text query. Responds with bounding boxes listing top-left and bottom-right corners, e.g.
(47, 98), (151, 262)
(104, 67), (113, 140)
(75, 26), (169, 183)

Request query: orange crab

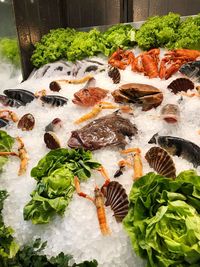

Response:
(108, 48), (135, 70)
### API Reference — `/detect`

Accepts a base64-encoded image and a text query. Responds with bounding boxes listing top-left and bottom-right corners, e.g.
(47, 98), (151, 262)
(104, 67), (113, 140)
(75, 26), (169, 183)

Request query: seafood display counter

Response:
(1, 12), (200, 267)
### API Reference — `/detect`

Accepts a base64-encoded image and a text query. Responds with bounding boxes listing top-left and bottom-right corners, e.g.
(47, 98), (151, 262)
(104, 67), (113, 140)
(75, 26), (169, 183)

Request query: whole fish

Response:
(68, 113), (137, 150)
(148, 133), (200, 167)
(179, 61), (200, 82)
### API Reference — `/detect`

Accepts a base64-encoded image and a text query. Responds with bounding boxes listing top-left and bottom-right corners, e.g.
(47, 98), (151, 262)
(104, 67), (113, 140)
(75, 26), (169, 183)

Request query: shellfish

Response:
(145, 146), (176, 178)
(40, 95), (68, 107)
(179, 60), (200, 82)
(108, 66), (121, 84)
(112, 83), (163, 111)
(45, 118), (63, 132)
(160, 104), (180, 123)
(17, 114), (35, 131)
(44, 132), (61, 149)
(167, 78), (194, 94)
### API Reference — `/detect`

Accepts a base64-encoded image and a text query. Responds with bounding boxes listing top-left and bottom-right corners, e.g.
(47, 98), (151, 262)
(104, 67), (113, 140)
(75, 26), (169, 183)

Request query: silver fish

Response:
(179, 61), (200, 82)
(149, 133), (200, 167)
(40, 95), (68, 107)
(0, 95), (24, 107)
(4, 89), (35, 105)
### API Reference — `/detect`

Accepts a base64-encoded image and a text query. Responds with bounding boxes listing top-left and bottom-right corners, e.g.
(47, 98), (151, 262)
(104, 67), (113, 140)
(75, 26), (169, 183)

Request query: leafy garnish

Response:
(24, 148), (100, 224)
(123, 170), (200, 267)
(0, 38), (20, 66)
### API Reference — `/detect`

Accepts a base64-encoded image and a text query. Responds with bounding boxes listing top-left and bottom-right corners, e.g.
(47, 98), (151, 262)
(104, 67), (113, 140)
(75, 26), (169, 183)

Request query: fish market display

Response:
(145, 146), (176, 178)
(2, 13), (200, 267)
(149, 134), (200, 167)
(112, 83), (163, 111)
(68, 113), (138, 150)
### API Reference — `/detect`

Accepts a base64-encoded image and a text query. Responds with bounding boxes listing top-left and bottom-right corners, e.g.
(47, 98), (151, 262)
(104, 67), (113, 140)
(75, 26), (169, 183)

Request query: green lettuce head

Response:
(123, 170), (200, 267)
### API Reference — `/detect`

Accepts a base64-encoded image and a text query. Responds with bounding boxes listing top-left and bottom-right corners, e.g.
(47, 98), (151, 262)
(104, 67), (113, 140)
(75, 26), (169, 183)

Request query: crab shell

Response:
(72, 87), (108, 106)
(112, 83), (163, 111)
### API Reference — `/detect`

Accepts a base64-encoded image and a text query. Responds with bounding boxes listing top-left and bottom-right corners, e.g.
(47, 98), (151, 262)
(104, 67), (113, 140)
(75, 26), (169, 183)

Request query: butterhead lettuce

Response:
(123, 170), (200, 267)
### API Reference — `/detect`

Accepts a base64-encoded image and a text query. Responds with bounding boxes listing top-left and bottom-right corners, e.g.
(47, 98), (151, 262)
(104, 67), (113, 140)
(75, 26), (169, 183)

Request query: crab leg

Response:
(16, 137), (28, 176)
(52, 75), (93, 85)
(0, 151), (18, 156)
(0, 110), (18, 123)
(97, 166), (111, 188)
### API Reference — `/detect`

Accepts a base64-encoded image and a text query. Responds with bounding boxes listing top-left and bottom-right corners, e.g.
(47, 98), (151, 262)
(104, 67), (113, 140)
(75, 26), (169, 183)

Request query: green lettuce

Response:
(66, 29), (103, 62)
(0, 190), (19, 261)
(123, 170), (200, 267)
(0, 38), (20, 66)
(173, 14), (200, 50)
(102, 24), (136, 56)
(135, 12), (180, 50)
(24, 148), (100, 224)
(0, 130), (14, 172)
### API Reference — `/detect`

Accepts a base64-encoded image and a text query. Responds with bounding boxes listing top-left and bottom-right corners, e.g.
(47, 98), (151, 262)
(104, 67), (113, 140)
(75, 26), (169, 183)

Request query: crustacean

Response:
(108, 48), (135, 70)
(0, 136), (28, 175)
(132, 48), (160, 78)
(118, 148), (143, 180)
(0, 110), (18, 127)
(112, 83), (163, 111)
(159, 49), (200, 79)
(74, 166), (128, 235)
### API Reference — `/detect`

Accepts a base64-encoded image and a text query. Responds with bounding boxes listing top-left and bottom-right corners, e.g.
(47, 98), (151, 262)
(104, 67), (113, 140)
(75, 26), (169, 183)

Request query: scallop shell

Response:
(44, 132), (61, 149)
(108, 66), (121, 84)
(145, 146), (176, 178)
(103, 181), (128, 222)
(17, 113), (35, 131)
(167, 78), (194, 94)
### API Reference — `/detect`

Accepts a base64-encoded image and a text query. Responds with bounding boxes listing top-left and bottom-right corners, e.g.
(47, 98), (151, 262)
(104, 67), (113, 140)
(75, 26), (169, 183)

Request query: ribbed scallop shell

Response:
(145, 146), (176, 178)
(167, 78), (194, 94)
(103, 181), (128, 222)
(108, 66), (121, 84)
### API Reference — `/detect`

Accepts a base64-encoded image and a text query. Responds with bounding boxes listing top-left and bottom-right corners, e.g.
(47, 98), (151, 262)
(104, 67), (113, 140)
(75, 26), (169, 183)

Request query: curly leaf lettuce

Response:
(0, 38), (20, 66)
(123, 170), (200, 267)
(0, 130), (14, 172)
(135, 12), (180, 50)
(102, 24), (136, 56)
(25, 148), (100, 224)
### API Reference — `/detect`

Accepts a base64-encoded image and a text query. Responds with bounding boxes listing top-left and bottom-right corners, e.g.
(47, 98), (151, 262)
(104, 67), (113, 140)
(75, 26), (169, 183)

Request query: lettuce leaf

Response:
(135, 12), (180, 50)
(0, 130), (14, 172)
(0, 38), (20, 66)
(123, 170), (200, 267)
(25, 148), (100, 224)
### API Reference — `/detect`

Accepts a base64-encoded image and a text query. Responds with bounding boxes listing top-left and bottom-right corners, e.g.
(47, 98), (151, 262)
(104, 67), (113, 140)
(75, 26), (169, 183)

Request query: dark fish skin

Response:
(0, 95), (24, 107)
(149, 133), (200, 167)
(0, 118), (9, 128)
(3, 89), (35, 105)
(40, 95), (68, 107)
(179, 61), (200, 82)
(68, 113), (137, 151)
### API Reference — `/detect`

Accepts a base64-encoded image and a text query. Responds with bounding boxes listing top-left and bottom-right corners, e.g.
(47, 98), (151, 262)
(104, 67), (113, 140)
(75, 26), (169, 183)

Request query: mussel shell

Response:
(40, 95), (68, 107)
(17, 113), (35, 131)
(102, 181), (128, 222)
(3, 89), (35, 104)
(167, 78), (194, 94)
(145, 146), (176, 178)
(0, 118), (9, 128)
(84, 65), (98, 73)
(44, 132), (61, 149)
(0, 95), (24, 107)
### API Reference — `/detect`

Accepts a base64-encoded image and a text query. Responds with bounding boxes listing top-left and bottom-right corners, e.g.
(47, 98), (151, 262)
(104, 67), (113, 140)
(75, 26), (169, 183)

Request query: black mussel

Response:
(17, 113), (35, 131)
(179, 61), (200, 82)
(45, 118), (63, 132)
(4, 89), (35, 105)
(0, 95), (24, 107)
(114, 166), (124, 178)
(84, 65), (98, 73)
(0, 118), (9, 128)
(44, 132), (61, 149)
(40, 95), (68, 107)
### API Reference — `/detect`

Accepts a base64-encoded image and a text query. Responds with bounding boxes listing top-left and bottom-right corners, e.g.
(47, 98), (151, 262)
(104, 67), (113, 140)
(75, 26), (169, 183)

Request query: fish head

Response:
(148, 133), (159, 144)
(156, 136), (178, 155)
